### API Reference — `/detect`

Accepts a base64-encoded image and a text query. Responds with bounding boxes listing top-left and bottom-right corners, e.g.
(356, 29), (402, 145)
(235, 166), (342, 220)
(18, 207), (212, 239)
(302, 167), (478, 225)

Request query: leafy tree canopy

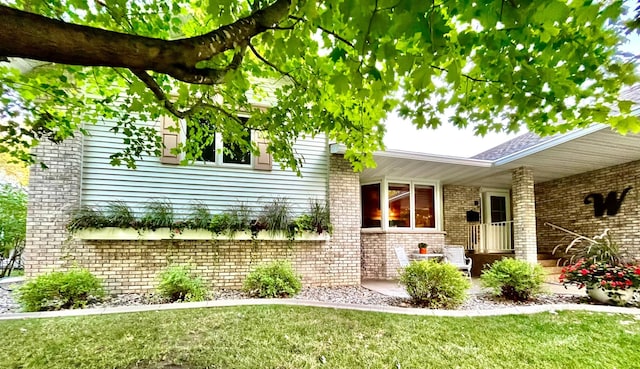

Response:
(0, 184), (26, 255)
(0, 0), (638, 172)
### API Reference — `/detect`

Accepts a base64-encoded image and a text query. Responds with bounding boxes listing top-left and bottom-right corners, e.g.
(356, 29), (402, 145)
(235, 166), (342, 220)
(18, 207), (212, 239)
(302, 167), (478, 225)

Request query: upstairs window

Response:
(189, 117), (251, 166)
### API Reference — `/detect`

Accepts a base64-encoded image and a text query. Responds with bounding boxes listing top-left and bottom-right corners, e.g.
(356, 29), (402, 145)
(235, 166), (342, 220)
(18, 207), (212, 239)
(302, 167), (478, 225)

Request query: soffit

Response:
(359, 128), (640, 187)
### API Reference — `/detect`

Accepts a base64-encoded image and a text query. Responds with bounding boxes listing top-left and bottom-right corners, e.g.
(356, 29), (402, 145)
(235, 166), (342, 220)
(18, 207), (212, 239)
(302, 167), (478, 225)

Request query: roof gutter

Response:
(329, 143), (494, 167)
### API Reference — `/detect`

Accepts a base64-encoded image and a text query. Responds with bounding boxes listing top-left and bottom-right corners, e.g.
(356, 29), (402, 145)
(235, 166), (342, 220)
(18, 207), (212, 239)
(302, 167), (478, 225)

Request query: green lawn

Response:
(1, 306), (639, 369)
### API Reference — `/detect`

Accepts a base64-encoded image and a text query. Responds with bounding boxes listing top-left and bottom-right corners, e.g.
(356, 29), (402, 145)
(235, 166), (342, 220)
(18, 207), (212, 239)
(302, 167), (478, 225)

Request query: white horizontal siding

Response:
(81, 119), (328, 219)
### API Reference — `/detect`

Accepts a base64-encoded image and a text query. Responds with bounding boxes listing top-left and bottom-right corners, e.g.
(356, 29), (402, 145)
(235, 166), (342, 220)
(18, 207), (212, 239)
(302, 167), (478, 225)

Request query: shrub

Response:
(480, 258), (546, 302)
(243, 261), (302, 298)
(157, 264), (207, 302)
(399, 260), (470, 309)
(16, 269), (105, 312)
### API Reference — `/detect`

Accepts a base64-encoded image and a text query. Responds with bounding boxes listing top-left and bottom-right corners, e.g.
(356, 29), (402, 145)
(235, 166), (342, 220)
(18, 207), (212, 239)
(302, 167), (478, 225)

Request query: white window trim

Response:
(361, 177), (442, 231)
(182, 120), (254, 168)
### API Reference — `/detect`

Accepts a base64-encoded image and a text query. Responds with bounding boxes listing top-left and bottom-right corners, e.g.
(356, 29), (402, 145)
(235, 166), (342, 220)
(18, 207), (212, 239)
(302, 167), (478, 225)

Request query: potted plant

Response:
(418, 242), (428, 254)
(560, 260), (640, 305)
(551, 227), (639, 305)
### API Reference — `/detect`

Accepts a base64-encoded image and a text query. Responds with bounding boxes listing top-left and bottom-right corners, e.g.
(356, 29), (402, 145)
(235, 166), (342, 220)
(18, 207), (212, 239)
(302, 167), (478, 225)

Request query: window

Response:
(388, 183), (410, 227)
(490, 195), (508, 223)
(222, 126), (251, 164)
(361, 183), (381, 227)
(415, 185), (435, 228)
(188, 117), (251, 165)
(361, 181), (438, 229)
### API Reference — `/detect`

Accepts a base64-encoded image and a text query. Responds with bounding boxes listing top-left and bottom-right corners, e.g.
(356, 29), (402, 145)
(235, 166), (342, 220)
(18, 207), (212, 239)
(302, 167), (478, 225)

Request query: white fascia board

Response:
(493, 124), (608, 166)
(329, 143), (493, 167)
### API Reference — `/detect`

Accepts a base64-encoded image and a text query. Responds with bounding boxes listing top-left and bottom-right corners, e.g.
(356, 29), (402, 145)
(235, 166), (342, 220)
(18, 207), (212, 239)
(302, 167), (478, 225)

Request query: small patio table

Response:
(410, 253), (444, 262)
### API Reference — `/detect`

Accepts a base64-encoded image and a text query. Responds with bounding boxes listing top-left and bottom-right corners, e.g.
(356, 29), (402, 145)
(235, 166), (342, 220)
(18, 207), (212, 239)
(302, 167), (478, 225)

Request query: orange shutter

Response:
(160, 116), (180, 165)
(253, 131), (272, 171)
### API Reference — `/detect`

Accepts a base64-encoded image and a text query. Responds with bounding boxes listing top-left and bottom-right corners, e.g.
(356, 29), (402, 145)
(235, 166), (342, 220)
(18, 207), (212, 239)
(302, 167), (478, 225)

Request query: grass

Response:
(6, 268), (23, 277)
(1, 306), (639, 368)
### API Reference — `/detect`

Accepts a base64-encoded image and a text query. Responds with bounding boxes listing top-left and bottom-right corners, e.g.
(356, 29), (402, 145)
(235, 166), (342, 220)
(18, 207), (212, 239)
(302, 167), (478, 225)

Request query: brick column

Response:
(25, 136), (83, 276)
(327, 154), (361, 285)
(512, 167), (537, 263)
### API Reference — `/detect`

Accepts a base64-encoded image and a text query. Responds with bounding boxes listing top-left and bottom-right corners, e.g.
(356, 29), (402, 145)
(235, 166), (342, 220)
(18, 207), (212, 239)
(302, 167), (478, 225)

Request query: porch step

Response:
(537, 259), (560, 267)
(536, 253), (556, 261)
(536, 254), (564, 283)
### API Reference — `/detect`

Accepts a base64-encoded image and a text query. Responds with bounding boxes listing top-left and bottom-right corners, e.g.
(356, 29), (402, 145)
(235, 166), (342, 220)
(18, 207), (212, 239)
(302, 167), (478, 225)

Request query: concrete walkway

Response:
(0, 297), (638, 321)
(0, 276), (24, 286)
(361, 278), (583, 298)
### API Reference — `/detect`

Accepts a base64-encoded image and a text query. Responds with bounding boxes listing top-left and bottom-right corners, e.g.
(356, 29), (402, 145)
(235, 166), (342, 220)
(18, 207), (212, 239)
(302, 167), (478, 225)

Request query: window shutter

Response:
(253, 131), (272, 171)
(160, 116), (180, 165)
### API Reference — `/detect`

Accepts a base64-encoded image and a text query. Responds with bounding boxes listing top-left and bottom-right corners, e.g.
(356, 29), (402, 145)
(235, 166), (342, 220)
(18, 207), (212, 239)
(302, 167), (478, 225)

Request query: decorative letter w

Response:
(584, 187), (632, 217)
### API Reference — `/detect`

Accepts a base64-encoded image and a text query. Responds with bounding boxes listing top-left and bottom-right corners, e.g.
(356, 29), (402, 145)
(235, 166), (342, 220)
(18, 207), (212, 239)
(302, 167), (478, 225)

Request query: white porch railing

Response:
(467, 221), (514, 253)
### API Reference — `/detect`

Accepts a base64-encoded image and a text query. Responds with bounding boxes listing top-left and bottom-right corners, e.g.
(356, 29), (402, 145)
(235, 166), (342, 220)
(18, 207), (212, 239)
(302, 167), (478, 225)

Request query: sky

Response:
(384, 12), (640, 159)
(383, 114), (520, 158)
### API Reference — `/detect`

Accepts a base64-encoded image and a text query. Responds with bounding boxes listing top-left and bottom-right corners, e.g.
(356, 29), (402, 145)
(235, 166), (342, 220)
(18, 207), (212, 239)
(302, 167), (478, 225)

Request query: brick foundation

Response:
(361, 231), (446, 279)
(60, 239), (343, 294)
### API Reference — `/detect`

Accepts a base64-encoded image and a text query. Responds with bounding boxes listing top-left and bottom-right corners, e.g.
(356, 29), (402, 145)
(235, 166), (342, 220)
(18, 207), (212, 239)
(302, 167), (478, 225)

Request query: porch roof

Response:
(330, 125), (640, 188)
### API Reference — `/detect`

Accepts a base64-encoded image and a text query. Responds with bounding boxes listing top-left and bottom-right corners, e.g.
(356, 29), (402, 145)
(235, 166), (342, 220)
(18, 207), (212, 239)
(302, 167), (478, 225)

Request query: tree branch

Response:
(0, 0), (291, 84)
(288, 15), (354, 48)
(248, 43), (299, 85)
(130, 69), (186, 118)
(429, 64), (499, 83)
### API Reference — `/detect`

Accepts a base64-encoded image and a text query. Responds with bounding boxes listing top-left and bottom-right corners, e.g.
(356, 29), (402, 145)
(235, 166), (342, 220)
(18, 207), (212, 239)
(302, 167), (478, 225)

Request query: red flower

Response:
(601, 280), (607, 286)
(580, 269), (589, 276)
(635, 268), (640, 275)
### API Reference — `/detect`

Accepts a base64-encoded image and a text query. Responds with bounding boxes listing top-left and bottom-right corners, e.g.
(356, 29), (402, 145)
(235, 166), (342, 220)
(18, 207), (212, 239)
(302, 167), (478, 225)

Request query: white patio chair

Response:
(443, 246), (472, 279)
(394, 247), (410, 268)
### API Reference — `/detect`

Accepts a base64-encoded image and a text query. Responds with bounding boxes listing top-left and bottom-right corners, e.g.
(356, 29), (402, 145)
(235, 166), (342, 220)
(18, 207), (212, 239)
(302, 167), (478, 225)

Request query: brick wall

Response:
(443, 185), (481, 247)
(61, 239), (343, 293)
(361, 231), (446, 279)
(25, 142), (361, 293)
(513, 167), (537, 263)
(327, 154), (361, 284)
(25, 136), (83, 277)
(535, 159), (640, 260)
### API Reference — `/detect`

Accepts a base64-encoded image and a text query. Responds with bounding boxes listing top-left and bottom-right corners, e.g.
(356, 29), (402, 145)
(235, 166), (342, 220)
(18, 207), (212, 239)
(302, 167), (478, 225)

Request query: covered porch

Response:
(339, 124), (640, 280)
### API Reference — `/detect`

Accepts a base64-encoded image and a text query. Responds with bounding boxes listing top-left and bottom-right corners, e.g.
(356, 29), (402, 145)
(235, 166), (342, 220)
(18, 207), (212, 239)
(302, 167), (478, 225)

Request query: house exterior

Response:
(25, 90), (640, 293)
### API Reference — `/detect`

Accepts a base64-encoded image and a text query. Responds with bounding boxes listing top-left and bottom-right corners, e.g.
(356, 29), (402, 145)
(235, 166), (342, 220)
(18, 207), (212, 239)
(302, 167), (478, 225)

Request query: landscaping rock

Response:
(0, 284), (603, 314)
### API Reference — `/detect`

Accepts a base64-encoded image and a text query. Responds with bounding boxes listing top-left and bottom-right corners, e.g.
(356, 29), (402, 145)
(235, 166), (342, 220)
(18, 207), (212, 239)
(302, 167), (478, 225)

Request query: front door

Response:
(481, 191), (512, 252)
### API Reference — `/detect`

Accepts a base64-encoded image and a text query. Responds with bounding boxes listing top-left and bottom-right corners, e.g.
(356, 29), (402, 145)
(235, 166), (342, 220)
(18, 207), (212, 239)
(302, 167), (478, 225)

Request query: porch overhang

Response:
(330, 125), (640, 187)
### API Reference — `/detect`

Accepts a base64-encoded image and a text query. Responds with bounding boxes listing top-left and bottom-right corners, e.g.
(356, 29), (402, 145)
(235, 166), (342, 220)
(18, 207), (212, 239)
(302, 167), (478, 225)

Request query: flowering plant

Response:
(560, 259), (640, 290)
